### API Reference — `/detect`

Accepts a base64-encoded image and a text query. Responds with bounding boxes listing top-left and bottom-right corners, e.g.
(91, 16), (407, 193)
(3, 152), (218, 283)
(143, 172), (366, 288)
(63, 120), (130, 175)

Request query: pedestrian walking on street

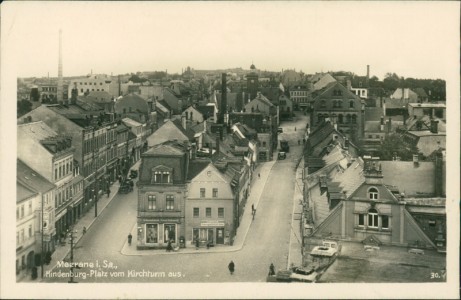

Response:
(195, 236), (199, 250)
(251, 204), (255, 214)
(106, 188), (110, 198)
(294, 127), (296, 131)
(82, 226), (87, 235)
(228, 261), (235, 275)
(269, 263), (275, 276)
(258, 173), (260, 179)
(128, 233), (133, 246)
(166, 240), (173, 252)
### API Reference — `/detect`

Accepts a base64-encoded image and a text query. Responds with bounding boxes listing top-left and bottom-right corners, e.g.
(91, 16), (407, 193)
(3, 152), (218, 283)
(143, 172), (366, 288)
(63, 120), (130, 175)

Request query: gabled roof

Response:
(335, 158), (365, 198)
(17, 159), (55, 195)
(305, 121), (335, 154)
(250, 93), (274, 107)
(158, 100), (172, 112)
(171, 119), (196, 140)
(17, 121), (59, 142)
(17, 181), (38, 203)
(313, 73), (337, 91)
(144, 143), (185, 156)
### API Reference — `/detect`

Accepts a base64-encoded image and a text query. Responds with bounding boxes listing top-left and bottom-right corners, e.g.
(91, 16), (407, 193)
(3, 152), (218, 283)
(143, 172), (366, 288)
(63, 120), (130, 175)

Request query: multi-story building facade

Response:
(68, 74), (118, 97)
(17, 160), (56, 279)
(311, 81), (364, 143)
(17, 121), (82, 241)
(136, 141), (189, 249)
(289, 85), (310, 109)
(185, 161), (234, 247)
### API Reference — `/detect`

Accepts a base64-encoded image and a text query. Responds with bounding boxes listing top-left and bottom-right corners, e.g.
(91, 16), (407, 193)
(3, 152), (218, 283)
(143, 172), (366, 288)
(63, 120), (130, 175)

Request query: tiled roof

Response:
(115, 123), (130, 132)
(384, 97), (414, 109)
(364, 121), (402, 133)
(414, 88), (428, 98)
(335, 158), (365, 198)
(172, 119), (196, 140)
(115, 93), (149, 114)
(158, 100), (171, 111)
(187, 160), (211, 180)
(313, 73), (337, 91)
(305, 121), (335, 155)
(17, 159), (55, 195)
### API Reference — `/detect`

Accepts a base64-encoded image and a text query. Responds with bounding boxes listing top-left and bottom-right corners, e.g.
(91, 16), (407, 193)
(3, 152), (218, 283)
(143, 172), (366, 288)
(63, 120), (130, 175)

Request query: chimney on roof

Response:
(413, 154), (419, 167)
(363, 157), (383, 185)
(181, 114), (187, 130)
(430, 120), (439, 134)
(366, 65), (370, 81)
(346, 79), (352, 91)
(191, 142), (196, 160)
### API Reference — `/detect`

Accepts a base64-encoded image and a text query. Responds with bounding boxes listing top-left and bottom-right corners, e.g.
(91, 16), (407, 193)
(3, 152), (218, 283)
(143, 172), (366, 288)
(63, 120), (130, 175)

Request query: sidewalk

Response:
(121, 160), (277, 256)
(25, 160), (141, 282)
(287, 156), (304, 269)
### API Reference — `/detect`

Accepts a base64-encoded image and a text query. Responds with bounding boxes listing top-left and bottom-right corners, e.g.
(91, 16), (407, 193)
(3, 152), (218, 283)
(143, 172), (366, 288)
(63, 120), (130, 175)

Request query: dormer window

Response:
(151, 165), (173, 184)
(368, 187), (379, 200)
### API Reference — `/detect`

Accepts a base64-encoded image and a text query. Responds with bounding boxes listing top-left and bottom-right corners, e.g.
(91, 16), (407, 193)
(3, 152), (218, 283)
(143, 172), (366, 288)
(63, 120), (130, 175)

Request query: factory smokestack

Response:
(220, 73), (227, 124)
(57, 29), (63, 103)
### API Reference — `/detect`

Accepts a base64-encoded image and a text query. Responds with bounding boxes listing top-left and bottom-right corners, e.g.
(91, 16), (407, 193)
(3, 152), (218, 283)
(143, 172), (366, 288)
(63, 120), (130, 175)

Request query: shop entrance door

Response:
(207, 229), (214, 244)
(216, 228), (224, 244)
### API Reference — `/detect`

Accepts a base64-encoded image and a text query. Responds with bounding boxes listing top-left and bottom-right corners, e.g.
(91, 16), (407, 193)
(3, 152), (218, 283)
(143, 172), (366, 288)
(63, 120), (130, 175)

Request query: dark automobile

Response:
(118, 184), (133, 194)
(129, 169), (138, 179)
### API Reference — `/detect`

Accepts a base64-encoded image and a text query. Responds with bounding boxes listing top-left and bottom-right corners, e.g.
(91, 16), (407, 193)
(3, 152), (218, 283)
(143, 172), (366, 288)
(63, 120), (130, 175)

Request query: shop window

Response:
(147, 195), (156, 210)
(218, 208), (224, 218)
(382, 215), (389, 229)
(193, 208), (199, 218)
(368, 209), (379, 228)
(200, 188), (206, 198)
(164, 224), (176, 242)
(212, 188), (218, 198)
(166, 195), (174, 211)
(368, 187), (379, 200)
(146, 224), (158, 243)
(206, 208), (212, 218)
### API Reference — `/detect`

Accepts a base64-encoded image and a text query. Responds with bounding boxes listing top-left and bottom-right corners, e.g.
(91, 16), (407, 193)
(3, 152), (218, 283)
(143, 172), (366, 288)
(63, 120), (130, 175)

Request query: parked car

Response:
(278, 152), (286, 160)
(130, 169), (138, 179)
(118, 184), (133, 194)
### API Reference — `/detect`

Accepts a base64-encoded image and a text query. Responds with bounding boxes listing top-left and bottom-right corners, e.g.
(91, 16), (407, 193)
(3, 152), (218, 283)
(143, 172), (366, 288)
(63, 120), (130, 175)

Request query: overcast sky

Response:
(2, 1), (459, 80)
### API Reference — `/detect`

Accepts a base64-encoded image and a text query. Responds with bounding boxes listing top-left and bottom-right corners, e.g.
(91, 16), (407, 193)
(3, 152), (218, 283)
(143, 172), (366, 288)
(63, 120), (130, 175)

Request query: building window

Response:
(352, 114), (357, 124)
(193, 208), (199, 218)
(262, 141), (266, 147)
(381, 215), (389, 229)
(320, 100), (326, 108)
(358, 214), (365, 226)
(166, 195), (174, 210)
(218, 208), (224, 218)
(368, 209), (379, 228)
(164, 224), (176, 242)
(212, 188), (218, 198)
(349, 101), (354, 108)
(147, 195), (156, 210)
(28, 225), (32, 238)
(200, 188), (206, 198)
(154, 171), (170, 184)
(368, 187), (378, 200)
(21, 205), (24, 218)
(206, 208), (212, 218)
(146, 224), (158, 243)
(338, 114), (343, 124)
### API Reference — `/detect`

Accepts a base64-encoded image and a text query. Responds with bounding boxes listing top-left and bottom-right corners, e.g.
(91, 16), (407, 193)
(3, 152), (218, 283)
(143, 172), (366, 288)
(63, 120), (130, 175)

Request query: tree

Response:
(17, 99), (33, 117)
(30, 88), (40, 102)
(377, 133), (421, 161)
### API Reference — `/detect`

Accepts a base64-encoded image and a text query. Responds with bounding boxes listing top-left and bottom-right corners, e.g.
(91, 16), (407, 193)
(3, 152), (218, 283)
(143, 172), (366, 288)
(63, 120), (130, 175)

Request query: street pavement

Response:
(34, 112), (309, 283)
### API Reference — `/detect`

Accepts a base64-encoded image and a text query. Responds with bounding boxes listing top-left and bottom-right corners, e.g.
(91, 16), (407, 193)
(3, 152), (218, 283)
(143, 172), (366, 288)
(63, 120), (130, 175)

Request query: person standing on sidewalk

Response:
(228, 261), (235, 275)
(128, 233), (133, 246)
(269, 263), (275, 276)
